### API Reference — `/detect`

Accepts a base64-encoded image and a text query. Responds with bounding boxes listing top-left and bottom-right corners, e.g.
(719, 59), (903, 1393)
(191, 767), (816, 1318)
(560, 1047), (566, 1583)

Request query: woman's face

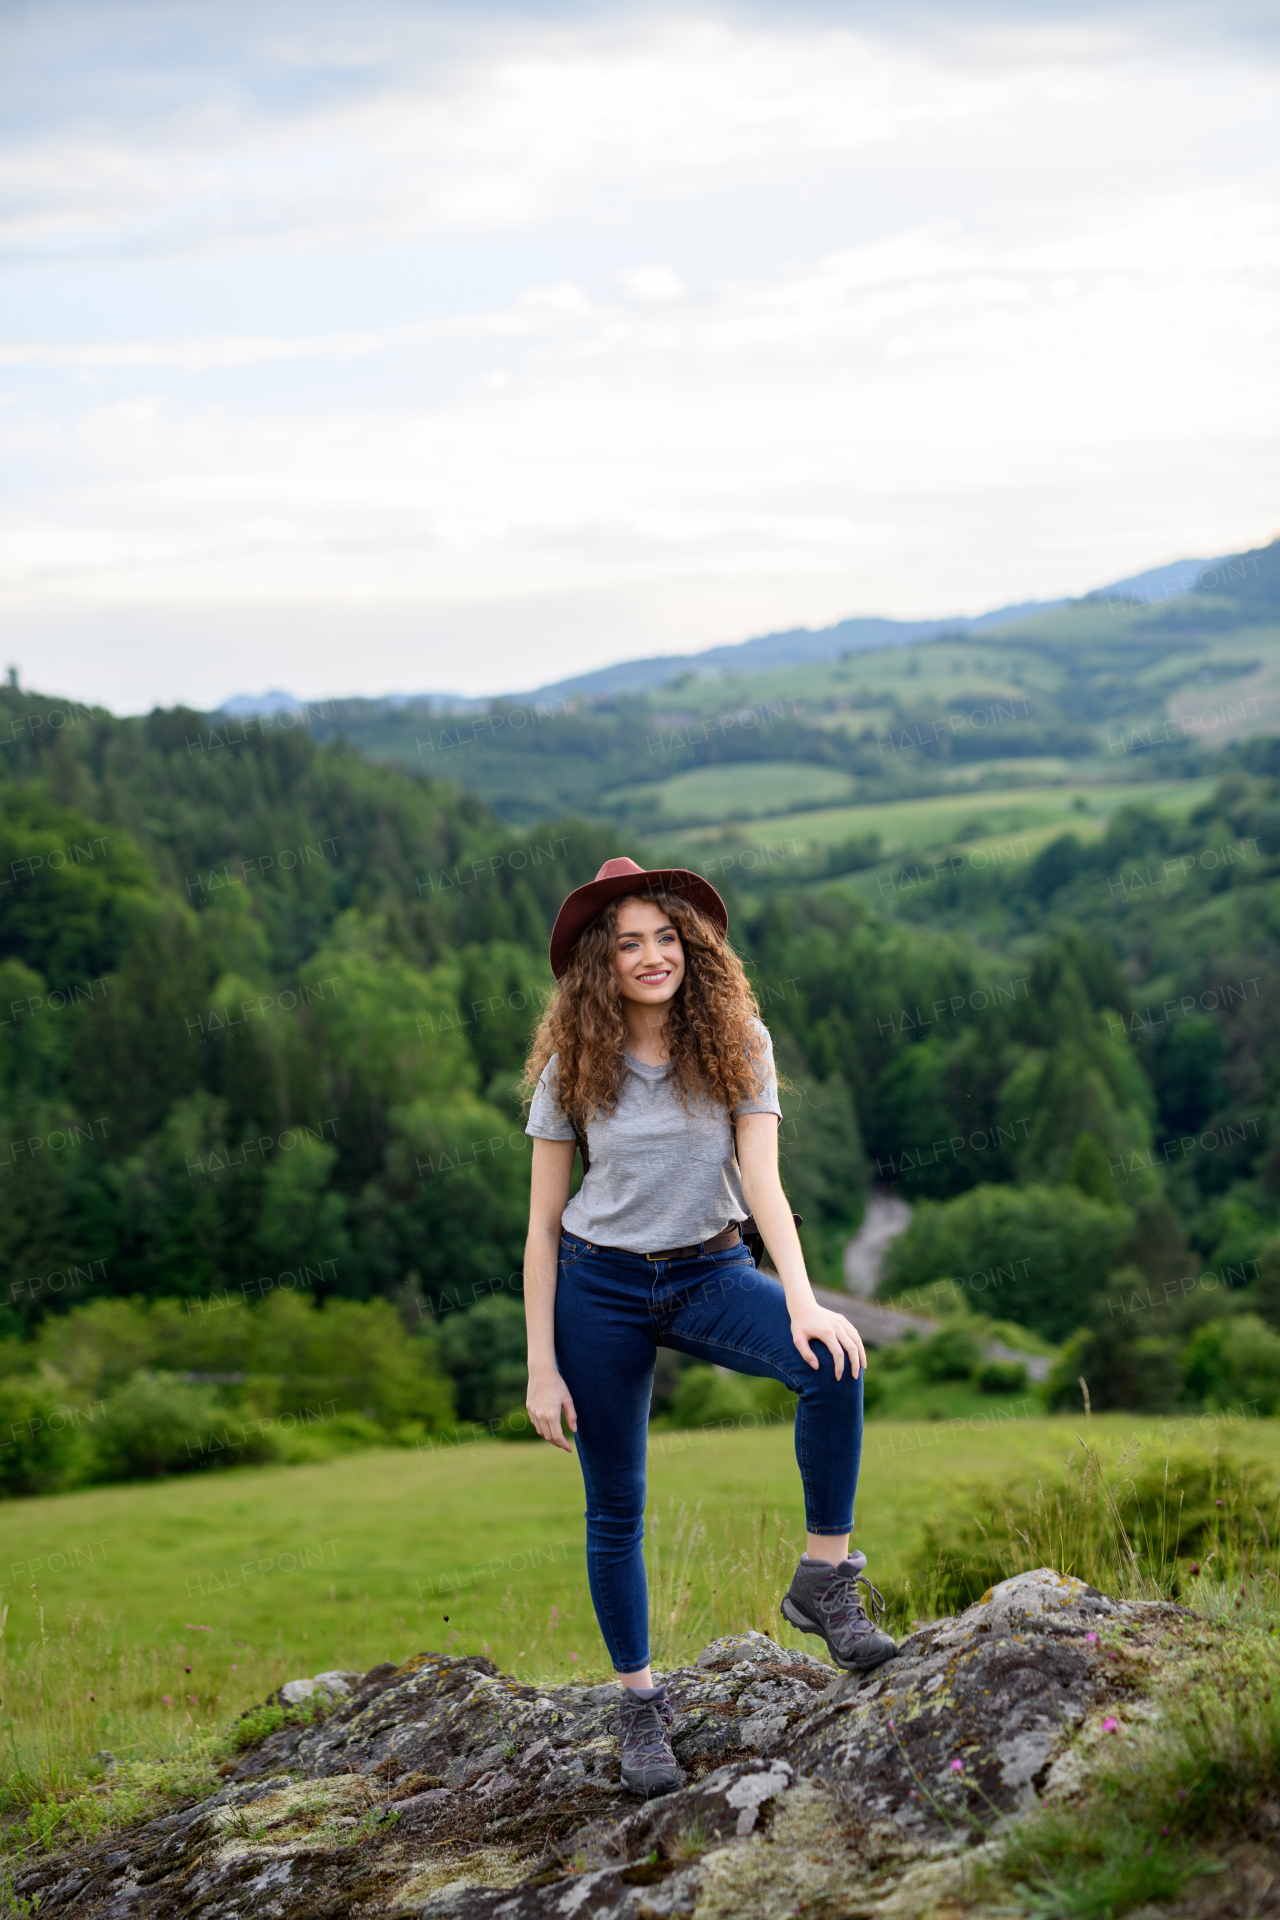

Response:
(611, 896), (686, 1010)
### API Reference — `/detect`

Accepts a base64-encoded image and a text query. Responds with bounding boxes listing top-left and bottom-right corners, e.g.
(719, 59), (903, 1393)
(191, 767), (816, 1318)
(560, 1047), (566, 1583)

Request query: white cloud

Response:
(1, 6), (1277, 703)
(617, 265), (685, 304)
(0, 19), (1118, 257)
(3, 188), (1275, 612)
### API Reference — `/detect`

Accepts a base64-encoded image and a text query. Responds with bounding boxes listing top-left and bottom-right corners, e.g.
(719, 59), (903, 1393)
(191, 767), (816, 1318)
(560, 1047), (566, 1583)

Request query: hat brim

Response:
(548, 868), (728, 979)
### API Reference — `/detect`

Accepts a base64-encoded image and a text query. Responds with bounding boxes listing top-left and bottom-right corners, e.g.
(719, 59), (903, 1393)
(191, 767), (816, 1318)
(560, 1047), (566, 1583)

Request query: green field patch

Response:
(646, 776), (1215, 867)
(602, 760), (856, 825)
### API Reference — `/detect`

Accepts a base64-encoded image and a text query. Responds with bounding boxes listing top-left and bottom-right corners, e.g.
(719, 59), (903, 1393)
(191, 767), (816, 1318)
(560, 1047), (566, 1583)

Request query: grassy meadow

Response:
(605, 759), (857, 822)
(2, 1414), (1277, 1808)
(644, 774), (1216, 863)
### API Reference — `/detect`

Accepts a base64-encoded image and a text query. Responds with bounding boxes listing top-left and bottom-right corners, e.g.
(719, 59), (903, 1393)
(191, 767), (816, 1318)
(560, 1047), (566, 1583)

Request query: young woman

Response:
(522, 857), (894, 1797)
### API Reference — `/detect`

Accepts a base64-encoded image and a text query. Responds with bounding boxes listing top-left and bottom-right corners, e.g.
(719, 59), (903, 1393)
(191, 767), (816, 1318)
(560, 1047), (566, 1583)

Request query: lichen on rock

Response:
(11, 1570), (1187, 1919)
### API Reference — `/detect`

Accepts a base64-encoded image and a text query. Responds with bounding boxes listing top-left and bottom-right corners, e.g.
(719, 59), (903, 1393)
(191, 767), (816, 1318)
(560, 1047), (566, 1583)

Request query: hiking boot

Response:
(615, 1684), (681, 1797)
(780, 1551), (897, 1672)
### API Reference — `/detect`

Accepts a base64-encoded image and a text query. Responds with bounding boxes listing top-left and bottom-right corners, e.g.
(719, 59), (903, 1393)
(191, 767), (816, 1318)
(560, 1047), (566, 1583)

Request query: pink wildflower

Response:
(1102, 1717), (1119, 1733)
(949, 1759), (964, 1773)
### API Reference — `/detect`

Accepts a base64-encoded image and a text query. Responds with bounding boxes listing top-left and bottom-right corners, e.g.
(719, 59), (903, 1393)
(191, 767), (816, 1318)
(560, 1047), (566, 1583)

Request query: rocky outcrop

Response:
(10, 1571), (1186, 1919)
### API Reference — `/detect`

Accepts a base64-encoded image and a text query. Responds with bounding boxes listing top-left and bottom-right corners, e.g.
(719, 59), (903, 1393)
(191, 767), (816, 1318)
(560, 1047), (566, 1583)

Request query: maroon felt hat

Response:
(548, 857), (728, 980)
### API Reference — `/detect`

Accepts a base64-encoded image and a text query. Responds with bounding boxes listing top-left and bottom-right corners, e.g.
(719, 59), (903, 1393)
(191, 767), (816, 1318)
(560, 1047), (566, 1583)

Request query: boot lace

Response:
(819, 1565), (887, 1640)
(610, 1696), (674, 1761)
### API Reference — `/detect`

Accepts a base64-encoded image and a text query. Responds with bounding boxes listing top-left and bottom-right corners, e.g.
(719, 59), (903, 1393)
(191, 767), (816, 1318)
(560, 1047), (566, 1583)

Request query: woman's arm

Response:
(736, 1110), (867, 1380)
(524, 1137), (579, 1451)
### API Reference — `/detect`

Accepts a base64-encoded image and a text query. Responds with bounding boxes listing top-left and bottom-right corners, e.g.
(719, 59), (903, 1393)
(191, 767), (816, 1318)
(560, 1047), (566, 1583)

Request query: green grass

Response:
(648, 635), (1036, 719)
(5, 1427), (1278, 1913)
(2, 1413), (1280, 1815)
(647, 776), (1216, 871)
(603, 760), (856, 825)
(991, 1604), (1280, 1917)
(627, 604), (1280, 739)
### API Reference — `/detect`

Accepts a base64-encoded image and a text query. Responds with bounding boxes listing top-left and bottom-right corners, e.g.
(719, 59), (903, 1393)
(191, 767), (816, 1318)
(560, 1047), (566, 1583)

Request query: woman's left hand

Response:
(789, 1302), (867, 1379)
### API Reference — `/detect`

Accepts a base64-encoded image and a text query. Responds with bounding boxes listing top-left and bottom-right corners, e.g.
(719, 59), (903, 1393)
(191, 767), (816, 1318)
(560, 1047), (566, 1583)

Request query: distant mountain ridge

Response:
(517, 556), (1224, 703)
(218, 554), (1224, 716)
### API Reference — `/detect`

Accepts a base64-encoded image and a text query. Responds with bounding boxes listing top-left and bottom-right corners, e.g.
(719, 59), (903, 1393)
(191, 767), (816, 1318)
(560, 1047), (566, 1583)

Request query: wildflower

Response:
(230, 1664), (237, 1671)
(569, 1652), (579, 1663)
(950, 1759), (964, 1773)
(1084, 1632), (1098, 1644)
(1102, 1717), (1119, 1733)
(886, 1719), (895, 1731)
(185, 1665), (192, 1673)
(162, 1694), (173, 1705)
(1189, 1563), (1201, 1576)
(1215, 1499), (1223, 1507)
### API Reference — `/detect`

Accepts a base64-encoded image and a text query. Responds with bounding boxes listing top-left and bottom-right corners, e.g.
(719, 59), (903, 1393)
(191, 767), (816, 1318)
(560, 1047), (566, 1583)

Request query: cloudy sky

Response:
(2, 0), (1278, 709)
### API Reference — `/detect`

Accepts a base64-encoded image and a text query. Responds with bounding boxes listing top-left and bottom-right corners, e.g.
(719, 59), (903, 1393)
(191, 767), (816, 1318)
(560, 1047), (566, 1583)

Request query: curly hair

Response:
(521, 889), (768, 1127)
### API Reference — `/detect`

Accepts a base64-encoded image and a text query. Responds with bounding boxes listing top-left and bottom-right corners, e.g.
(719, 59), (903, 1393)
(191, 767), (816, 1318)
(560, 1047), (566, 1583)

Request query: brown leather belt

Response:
(641, 1222), (741, 1263)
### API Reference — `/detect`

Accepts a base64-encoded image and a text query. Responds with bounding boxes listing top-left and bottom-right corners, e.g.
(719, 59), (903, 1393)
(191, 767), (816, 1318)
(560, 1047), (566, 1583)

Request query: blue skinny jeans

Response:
(554, 1229), (863, 1674)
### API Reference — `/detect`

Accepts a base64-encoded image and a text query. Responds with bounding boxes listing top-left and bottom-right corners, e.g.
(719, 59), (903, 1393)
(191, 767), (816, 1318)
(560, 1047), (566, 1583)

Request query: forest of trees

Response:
(2, 678), (1279, 1491)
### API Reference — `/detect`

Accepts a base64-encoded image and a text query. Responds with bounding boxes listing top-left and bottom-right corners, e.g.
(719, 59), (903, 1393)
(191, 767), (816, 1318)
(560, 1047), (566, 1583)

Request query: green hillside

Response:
(302, 541), (1280, 827)
(644, 776), (1216, 870)
(1, 538), (1280, 1516)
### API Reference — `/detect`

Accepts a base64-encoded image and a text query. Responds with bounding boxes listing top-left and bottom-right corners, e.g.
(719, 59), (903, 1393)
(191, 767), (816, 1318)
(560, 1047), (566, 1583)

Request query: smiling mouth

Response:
(635, 969), (671, 984)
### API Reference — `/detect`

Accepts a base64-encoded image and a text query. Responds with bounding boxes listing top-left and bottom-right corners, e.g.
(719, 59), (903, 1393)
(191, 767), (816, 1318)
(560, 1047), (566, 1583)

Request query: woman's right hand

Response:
(527, 1368), (578, 1452)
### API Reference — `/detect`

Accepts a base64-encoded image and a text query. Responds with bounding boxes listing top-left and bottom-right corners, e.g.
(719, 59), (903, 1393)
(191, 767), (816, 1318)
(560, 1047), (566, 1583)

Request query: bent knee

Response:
(796, 1353), (863, 1403)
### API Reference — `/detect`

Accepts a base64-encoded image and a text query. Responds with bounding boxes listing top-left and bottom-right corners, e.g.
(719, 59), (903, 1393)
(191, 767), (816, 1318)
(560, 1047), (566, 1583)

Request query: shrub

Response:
(668, 1366), (758, 1428)
(435, 1293), (527, 1424)
(660, 1367), (797, 1430)
(89, 1372), (278, 1482)
(912, 1446), (1278, 1611)
(30, 1292), (455, 1435)
(1045, 1269), (1183, 1412)
(882, 1182), (1133, 1342)
(914, 1319), (985, 1381)
(244, 1292), (454, 1430)
(0, 1372), (93, 1496)
(1181, 1313), (1280, 1416)
(493, 1408), (541, 1442)
(33, 1298), (159, 1399)
(1255, 1234), (1280, 1330)
(974, 1359), (1027, 1394)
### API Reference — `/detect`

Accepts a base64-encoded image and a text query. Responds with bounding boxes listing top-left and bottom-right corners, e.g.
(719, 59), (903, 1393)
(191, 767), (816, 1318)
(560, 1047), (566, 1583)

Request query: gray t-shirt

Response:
(525, 1021), (781, 1253)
